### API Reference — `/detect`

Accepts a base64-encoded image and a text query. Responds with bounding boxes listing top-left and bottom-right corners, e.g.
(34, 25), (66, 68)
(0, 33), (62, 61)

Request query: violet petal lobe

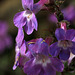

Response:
(24, 20), (34, 35)
(39, 42), (49, 56)
(39, 68), (45, 75)
(22, 0), (34, 10)
(20, 40), (26, 55)
(66, 29), (75, 40)
(28, 38), (43, 54)
(16, 28), (24, 47)
(33, 0), (48, 14)
(23, 59), (41, 75)
(44, 64), (56, 75)
(70, 42), (75, 54)
(19, 55), (29, 68)
(13, 11), (27, 28)
(33, 2), (43, 14)
(13, 45), (20, 70)
(50, 57), (64, 72)
(49, 42), (60, 57)
(59, 48), (70, 60)
(55, 28), (66, 40)
(72, 37), (75, 42)
(31, 13), (38, 31)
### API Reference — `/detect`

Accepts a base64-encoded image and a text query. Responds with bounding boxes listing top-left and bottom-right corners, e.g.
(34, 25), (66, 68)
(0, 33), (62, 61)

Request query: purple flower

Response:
(0, 21), (12, 54)
(33, 0), (49, 12)
(62, 5), (75, 22)
(48, 14), (58, 23)
(13, 0), (46, 35)
(23, 38), (64, 75)
(49, 28), (75, 60)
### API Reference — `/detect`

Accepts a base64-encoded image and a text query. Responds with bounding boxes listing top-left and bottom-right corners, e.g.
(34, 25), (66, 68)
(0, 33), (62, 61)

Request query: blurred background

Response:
(0, 0), (75, 75)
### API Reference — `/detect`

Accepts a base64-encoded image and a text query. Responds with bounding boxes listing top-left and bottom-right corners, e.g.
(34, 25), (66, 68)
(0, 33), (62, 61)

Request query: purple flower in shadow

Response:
(0, 21), (12, 54)
(23, 38), (64, 75)
(62, 4), (75, 22)
(13, 38), (64, 75)
(49, 28), (75, 60)
(48, 14), (58, 23)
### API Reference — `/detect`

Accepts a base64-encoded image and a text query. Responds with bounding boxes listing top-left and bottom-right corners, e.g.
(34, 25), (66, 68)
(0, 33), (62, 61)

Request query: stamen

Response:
(28, 42), (35, 45)
(41, 40), (45, 43)
(27, 14), (32, 19)
(58, 40), (73, 49)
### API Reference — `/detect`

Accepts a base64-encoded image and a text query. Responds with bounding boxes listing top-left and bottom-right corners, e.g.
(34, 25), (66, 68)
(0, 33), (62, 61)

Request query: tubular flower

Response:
(23, 38), (64, 75)
(49, 28), (75, 60)
(13, 0), (47, 35)
(13, 28), (26, 70)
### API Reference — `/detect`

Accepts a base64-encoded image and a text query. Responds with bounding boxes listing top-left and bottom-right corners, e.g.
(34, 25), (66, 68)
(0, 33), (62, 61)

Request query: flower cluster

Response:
(13, 0), (75, 75)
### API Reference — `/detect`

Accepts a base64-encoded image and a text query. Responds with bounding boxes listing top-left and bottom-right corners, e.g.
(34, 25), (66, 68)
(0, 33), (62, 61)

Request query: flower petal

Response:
(33, 2), (43, 14)
(13, 11), (26, 28)
(39, 68), (45, 75)
(70, 42), (75, 54)
(44, 64), (56, 75)
(13, 45), (20, 70)
(50, 57), (64, 72)
(16, 28), (24, 47)
(22, 0), (34, 10)
(33, 0), (48, 13)
(39, 42), (49, 56)
(28, 38), (43, 53)
(55, 28), (66, 40)
(66, 29), (75, 40)
(19, 55), (29, 68)
(23, 59), (41, 75)
(59, 49), (70, 60)
(20, 40), (26, 55)
(68, 53), (75, 65)
(31, 13), (38, 31)
(49, 42), (61, 57)
(24, 20), (34, 35)
(72, 37), (75, 42)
